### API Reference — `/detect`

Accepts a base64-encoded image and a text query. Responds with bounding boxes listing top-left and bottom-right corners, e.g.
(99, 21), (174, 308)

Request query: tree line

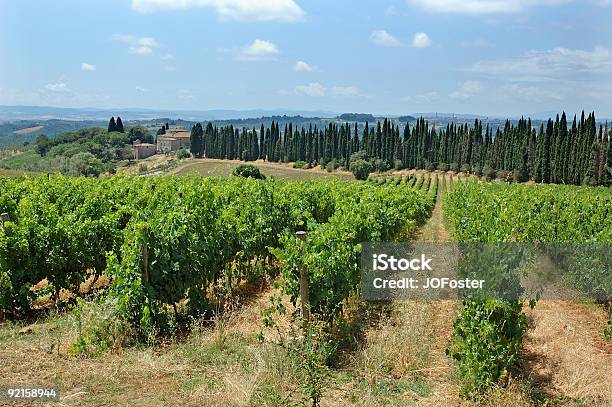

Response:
(188, 111), (611, 186)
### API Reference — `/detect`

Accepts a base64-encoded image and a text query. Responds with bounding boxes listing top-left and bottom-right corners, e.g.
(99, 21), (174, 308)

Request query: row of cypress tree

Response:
(189, 111), (611, 186)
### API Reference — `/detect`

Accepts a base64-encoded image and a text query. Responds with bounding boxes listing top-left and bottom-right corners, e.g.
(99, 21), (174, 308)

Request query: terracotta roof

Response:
(167, 130), (191, 139)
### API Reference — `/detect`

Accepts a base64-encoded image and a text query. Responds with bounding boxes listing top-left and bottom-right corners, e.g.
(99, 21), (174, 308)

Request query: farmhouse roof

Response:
(166, 130), (191, 138)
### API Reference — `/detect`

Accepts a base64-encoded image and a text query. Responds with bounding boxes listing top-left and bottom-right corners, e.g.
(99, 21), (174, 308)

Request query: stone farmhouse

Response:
(156, 129), (191, 153)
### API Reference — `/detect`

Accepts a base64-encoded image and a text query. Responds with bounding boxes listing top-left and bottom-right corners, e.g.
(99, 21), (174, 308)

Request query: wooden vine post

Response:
(141, 243), (149, 284)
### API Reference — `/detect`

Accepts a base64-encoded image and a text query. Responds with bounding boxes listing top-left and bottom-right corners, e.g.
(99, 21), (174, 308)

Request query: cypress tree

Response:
(108, 117), (117, 133)
(116, 117), (125, 133)
(190, 123), (204, 158)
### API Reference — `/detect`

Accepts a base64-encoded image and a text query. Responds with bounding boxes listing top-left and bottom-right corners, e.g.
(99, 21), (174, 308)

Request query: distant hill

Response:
(398, 115), (417, 122)
(338, 113), (375, 122)
(0, 119), (106, 147)
(0, 105), (338, 122)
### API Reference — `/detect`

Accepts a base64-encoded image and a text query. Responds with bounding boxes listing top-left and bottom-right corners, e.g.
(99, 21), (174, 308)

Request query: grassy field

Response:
(172, 158), (355, 181)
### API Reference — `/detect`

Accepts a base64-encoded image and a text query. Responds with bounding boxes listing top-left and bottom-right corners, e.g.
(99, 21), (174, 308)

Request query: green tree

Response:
(116, 117), (125, 133)
(190, 123), (204, 158)
(35, 134), (50, 156)
(349, 159), (373, 180)
(128, 126), (154, 144)
(108, 117), (117, 133)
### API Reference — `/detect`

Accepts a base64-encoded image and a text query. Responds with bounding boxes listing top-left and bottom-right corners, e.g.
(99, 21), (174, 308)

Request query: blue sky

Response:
(1, 0), (611, 117)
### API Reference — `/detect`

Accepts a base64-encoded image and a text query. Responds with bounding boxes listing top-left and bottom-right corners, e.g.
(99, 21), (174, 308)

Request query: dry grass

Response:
(519, 301), (612, 405)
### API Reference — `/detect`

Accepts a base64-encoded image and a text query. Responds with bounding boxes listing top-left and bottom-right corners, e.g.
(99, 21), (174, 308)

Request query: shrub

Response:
(513, 169), (527, 183)
(482, 165), (495, 180)
(472, 166), (482, 177)
(437, 163), (449, 172)
(394, 159), (403, 170)
(460, 164), (471, 173)
(293, 160), (307, 169)
(349, 150), (368, 164)
(233, 164), (266, 180)
(374, 159), (391, 173)
(450, 163), (459, 173)
(496, 170), (511, 181)
(176, 149), (191, 159)
(326, 159), (338, 172)
(349, 159), (373, 180)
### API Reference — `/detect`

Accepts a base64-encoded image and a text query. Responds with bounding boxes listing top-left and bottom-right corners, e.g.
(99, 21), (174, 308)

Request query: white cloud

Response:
(161, 53), (175, 60)
(293, 60), (316, 72)
(450, 81), (483, 99)
(295, 82), (326, 97)
(331, 86), (360, 97)
(237, 39), (279, 61)
(44, 82), (69, 92)
(408, 0), (571, 14)
(466, 47), (612, 81)
(135, 86), (148, 92)
(500, 84), (564, 101)
(113, 34), (159, 55)
(81, 63), (96, 71)
(370, 30), (403, 47)
(412, 32), (432, 48)
(131, 0), (305, 21)
(130, 46), (154, 55)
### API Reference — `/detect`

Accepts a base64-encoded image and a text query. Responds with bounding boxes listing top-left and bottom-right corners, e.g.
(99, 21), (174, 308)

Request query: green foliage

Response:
(69, 297), (129, 356)
(127, 126), (154, 144)
(116, 117), (125, 133)
(233, 164), (265, 180)
(325, 160), (337, 172)
(274, 182), (432, 322)
(445, 181), (612, 397)
(190, 123), (204, 158)
(448, 299), (527, 398)
(482, 164), (495, 180)
(293, 160), (307, 169)
(108, 117), (117, 133)
(349, 159), (373, 180)
(35, 134), (50, 156)
(0, 127), (137, 176)
(288, 322), (334, 407)
(445, 181), (612, 242)
(176, 148), (191, 159)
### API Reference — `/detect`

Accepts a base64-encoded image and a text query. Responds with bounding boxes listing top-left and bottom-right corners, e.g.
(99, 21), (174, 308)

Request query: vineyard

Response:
(0, 175), (433, 341)
(0, 172), (610, 405)
(444, 180), (612, 400)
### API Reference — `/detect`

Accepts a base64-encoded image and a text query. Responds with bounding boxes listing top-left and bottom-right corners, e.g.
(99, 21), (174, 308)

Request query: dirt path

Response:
(410, 181), (462, 405)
